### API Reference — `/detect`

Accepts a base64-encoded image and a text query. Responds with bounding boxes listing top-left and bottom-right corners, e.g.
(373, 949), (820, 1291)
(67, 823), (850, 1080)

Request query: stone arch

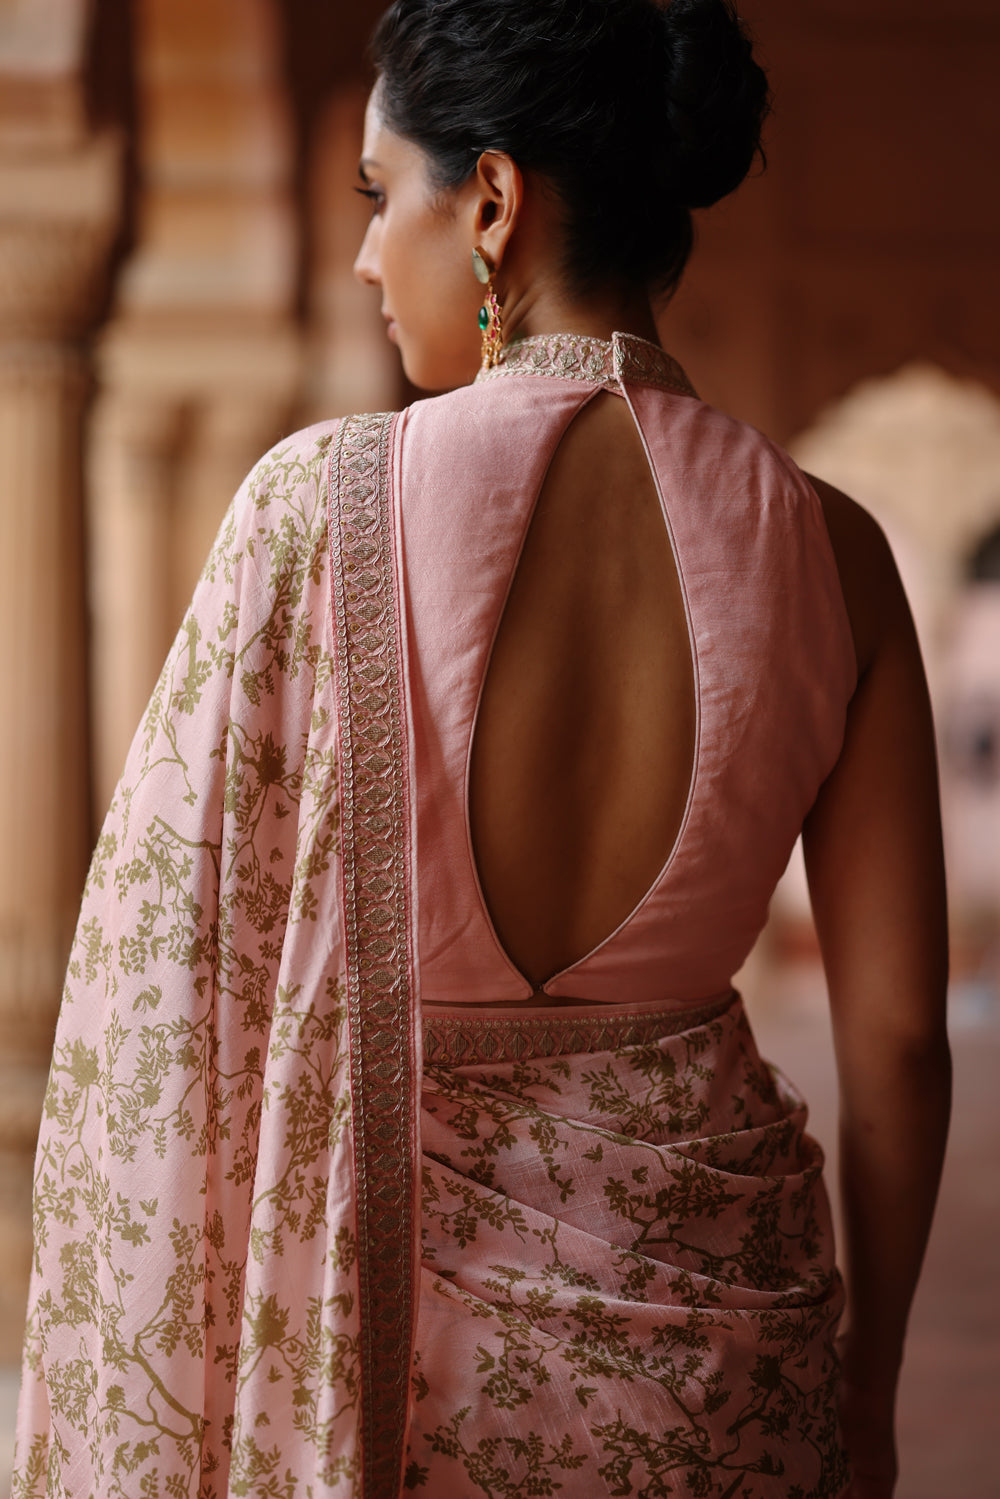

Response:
(789, 363), (1000, 688)
(770, 364), (1000, 953)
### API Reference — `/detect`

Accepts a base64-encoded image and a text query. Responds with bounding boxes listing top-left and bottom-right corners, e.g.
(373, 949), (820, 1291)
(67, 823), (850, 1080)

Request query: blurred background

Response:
(1, 0), (998, 1493)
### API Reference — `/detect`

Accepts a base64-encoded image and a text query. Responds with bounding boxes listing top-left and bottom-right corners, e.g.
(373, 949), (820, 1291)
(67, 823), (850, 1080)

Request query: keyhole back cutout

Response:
(468, 390), (697, 991)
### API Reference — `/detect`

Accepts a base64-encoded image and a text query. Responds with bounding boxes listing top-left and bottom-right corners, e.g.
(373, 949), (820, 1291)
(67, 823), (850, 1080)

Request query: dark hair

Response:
(967, 520), (1000, 584)
(371, 0), (770, 296)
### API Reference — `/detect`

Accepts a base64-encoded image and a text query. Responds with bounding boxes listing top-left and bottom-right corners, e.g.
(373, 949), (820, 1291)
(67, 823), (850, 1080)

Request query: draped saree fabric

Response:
(13, 334), (852, 1498)
(13, 413), (419, 1499)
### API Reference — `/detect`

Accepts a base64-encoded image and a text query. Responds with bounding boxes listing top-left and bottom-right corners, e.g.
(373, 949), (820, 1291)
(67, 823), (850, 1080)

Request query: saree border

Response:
(423, 993), (735, 1066)
(328, 411), (416, 1499)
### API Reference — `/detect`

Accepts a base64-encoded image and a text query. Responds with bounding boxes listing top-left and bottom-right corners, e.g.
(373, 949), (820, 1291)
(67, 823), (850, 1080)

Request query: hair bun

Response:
(372, 0), (770, 295)
(659, 0), (770, 210)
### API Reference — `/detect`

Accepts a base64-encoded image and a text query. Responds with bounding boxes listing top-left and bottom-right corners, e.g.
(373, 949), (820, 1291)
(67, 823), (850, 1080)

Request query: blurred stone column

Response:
(88, 392), (187, 807)
(0, 131), (121, 1360)
(88, 0), (303, 807)
(89, 392), (272, 807)
(303, 84), (400, 424)
(172, 395), (291, 612)
(89, 327), (302, 811)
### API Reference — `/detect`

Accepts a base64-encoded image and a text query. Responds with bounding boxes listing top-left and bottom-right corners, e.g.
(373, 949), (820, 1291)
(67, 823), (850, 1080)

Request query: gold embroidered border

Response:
(476, 329), (697, 398)
(424, 993), (735, 1067)
(613, 331), (698, 396)
(329, 411), (415, 1499)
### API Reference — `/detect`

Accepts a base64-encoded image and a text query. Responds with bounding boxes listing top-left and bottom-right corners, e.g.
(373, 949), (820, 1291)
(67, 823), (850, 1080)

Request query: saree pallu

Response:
(413, 997), (848, 1498)
(13, 415), (411, 1499)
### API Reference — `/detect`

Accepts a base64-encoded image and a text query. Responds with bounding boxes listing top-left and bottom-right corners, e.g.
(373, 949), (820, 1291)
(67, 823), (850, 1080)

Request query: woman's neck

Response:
(503, 278), (662, 350)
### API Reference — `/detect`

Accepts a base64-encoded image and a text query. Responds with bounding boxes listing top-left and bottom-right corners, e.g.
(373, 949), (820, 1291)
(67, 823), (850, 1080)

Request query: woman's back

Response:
(469, 386), (695, 990)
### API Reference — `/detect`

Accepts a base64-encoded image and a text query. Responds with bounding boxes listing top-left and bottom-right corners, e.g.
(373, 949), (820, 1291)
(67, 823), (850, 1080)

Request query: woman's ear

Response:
(471, 150), (523, 268)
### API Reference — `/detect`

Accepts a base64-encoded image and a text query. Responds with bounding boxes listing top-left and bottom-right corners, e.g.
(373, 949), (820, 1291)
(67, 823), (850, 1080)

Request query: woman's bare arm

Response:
(802, 477), (951, 1497)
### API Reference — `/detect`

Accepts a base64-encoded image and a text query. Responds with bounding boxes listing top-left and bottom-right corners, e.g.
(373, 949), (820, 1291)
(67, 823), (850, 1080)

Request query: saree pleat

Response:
(411, 997), (848, 1498)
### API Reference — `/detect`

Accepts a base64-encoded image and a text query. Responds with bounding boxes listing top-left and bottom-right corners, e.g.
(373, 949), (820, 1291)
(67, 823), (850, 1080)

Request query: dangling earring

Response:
(472, 246), (503, 370)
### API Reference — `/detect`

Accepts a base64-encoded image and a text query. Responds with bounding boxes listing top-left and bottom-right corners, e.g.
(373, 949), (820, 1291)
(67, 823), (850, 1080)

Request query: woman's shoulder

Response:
(732, 432), (894, 682)
(803, 472), (901, 680)
(200, 418), (357, 602)
(243, 417), (347, 514)
(233, 413), (401, 544)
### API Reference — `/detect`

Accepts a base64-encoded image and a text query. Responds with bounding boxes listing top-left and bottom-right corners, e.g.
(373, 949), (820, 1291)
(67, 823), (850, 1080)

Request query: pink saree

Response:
(13, 336), (852, 1498)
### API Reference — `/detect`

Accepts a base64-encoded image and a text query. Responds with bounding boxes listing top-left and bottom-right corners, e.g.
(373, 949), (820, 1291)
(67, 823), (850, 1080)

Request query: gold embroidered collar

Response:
(476, 329), (696, 397)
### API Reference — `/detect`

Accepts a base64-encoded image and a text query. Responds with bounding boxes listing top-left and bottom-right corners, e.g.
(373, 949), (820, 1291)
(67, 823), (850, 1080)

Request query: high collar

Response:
(475, 329), (697, 398)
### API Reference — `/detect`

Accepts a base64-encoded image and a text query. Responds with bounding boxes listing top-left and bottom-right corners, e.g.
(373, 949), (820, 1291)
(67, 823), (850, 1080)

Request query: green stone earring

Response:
(472, 246), (503, 370)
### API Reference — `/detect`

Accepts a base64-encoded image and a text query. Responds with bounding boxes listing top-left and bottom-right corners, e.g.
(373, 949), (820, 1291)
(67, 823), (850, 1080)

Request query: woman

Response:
(13, 1), (950, 1496)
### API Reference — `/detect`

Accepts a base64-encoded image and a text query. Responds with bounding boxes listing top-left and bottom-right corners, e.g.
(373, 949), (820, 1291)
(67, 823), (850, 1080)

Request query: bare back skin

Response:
(468, 392), (695, 1000)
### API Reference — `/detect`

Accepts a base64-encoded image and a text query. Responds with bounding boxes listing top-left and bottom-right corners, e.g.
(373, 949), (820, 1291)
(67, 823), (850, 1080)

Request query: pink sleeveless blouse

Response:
(395, 332), (856, 1008)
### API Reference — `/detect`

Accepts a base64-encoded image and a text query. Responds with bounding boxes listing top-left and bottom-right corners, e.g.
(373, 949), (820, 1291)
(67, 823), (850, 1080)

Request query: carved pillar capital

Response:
(0, 131), (122, 343)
